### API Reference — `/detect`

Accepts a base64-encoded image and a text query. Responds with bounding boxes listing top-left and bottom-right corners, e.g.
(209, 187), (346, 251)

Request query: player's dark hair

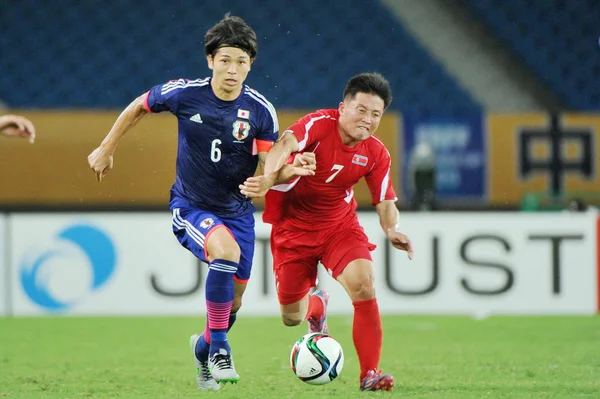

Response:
(204, 14), (258, 59)
(343, 72), (393, 109)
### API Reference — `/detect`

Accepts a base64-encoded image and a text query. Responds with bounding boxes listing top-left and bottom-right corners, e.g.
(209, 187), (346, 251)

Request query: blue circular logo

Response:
(20, 224), (117, 311)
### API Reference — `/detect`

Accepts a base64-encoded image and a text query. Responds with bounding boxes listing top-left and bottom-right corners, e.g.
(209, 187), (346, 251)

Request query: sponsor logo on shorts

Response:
(200, 218), (215, 229)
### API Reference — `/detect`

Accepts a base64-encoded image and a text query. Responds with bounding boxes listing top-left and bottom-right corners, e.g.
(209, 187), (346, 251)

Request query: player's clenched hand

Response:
(386, 229), (413, 260)
(0, 114), (36, 143)
(292, 152), (316, 176)
(239, 175), (274, 198)
(88, 146), (114, 182)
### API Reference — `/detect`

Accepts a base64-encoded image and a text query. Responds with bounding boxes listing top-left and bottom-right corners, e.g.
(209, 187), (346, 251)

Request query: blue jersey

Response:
(144, 78), (279, 217)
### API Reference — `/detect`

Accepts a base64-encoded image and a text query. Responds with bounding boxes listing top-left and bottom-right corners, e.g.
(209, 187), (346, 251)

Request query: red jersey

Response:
(263, 109), (397, 230)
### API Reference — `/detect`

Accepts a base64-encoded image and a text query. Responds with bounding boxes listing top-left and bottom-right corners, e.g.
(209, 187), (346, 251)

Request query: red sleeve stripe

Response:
(380, 167), (391, 202)
(256, 139), (274, 153)
(142, 91), (152, 113)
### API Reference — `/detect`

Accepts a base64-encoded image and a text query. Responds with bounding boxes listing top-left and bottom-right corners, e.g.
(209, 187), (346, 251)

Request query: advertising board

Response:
(8, 212), (598, 316)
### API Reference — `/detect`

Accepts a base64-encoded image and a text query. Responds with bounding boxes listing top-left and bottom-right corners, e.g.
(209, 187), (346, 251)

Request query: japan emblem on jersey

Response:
(352, 154), (368, 166)
(237, 109), (250, 119)
(232, 120), (251, 142)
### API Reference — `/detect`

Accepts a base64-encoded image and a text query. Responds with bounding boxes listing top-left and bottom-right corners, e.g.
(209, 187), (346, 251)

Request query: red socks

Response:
(305, 294), (324, 321)
(352, 298), (382, 380)
(305, 295), (383, 380)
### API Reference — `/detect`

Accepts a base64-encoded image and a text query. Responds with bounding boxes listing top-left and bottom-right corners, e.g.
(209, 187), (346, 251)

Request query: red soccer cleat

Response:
(307, 289), (329, 334)
(359, 369), (395, 391)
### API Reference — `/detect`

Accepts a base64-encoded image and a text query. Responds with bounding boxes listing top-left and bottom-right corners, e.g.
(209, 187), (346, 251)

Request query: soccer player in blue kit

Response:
(87, 14), (315, 390)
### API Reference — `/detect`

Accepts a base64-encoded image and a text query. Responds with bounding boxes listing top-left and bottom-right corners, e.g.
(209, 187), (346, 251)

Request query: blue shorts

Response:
(170, 197), (255, 283)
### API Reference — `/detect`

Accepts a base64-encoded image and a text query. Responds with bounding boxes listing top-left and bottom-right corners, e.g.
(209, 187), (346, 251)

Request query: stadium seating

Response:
(0, 0), (478, 116)
(464, 0), (600, 111)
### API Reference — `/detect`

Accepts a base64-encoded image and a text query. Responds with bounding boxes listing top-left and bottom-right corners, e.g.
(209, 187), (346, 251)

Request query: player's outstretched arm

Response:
(87, 93), (149, 181)
(0, 114), (36, 143)
(263, 132), (300, 180)
(278, 152), (316, 183)
(375, 200), (413, 259)
(240, 132), (310, 198)
(240, 152), (315, 198)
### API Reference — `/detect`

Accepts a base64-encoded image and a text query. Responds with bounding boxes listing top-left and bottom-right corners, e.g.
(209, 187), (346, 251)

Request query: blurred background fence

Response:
(1, 0), (599, 211)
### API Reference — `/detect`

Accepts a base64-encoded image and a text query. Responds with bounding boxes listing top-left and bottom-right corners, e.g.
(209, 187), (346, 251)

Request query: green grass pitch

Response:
(1, 315), (599, 398)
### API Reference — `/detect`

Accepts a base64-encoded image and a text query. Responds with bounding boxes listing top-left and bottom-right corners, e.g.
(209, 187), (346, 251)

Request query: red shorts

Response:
(271, 220), (376, 305)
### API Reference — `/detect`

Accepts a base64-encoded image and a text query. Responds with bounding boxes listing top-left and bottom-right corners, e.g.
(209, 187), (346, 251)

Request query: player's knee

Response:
(281, 314), (303, 327)
(347, 274), (375, 301)
(210, 242), (241, 263)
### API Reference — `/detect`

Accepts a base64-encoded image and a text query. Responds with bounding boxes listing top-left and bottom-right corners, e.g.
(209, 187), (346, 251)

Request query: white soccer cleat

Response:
(189, 334), (221, 391)
(209, 348), (240, 384)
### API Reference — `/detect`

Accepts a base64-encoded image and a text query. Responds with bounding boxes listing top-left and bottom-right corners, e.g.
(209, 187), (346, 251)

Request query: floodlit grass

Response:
(1, 315), (599, 398)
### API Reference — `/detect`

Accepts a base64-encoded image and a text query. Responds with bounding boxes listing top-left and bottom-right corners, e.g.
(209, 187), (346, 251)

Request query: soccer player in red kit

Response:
(240, 72), (413, 391)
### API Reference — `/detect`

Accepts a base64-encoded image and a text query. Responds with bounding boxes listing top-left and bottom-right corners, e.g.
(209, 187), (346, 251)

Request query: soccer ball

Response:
(290, 332), (344, 385)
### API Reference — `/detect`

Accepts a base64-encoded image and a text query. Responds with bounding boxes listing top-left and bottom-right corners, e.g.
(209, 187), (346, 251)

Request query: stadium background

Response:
(1, 0), (599, 314)
(1, 0), (598, 211)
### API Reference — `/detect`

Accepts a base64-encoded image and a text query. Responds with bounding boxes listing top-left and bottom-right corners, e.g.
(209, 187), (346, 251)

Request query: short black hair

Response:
(343, 72), (393, 109)
(204, 14), (257, 59)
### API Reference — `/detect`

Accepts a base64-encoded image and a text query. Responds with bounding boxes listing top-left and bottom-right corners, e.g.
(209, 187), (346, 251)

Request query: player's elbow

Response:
(130, 94), (150, 117)
(279, 131), (300, 154)
(375, 199), (395, 213)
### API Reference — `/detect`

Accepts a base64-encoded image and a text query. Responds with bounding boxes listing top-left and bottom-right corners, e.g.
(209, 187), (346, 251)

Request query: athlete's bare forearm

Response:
(263, 132), (299, 178)
(275, 164), (299, 184)
(376, 199), (413, 258)
(100, 94), (149, 153)
(375, 200), (400, 236)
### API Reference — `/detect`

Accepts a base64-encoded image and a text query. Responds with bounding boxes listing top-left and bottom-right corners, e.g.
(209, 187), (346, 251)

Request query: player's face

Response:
(207, 47), (253, 99)
(338, 93), (385, 145)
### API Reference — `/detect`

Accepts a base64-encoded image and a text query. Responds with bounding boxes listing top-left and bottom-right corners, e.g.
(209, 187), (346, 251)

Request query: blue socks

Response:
(204, 258), (238, 358)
